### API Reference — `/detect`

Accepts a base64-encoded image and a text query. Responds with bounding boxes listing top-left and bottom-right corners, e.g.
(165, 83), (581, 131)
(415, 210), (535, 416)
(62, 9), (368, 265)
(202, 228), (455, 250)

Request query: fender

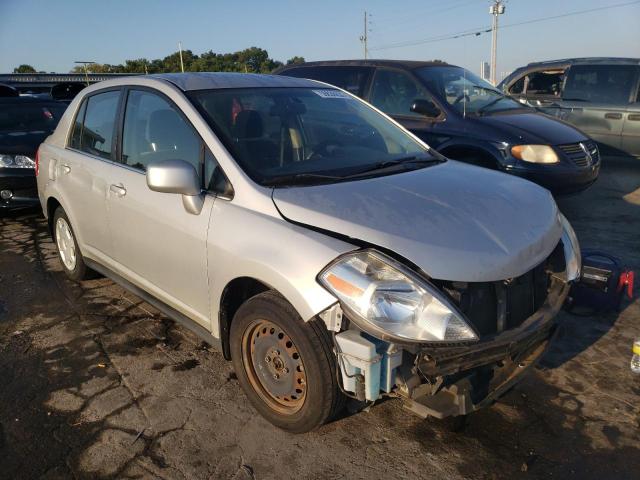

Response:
(207, 200), (356, 338)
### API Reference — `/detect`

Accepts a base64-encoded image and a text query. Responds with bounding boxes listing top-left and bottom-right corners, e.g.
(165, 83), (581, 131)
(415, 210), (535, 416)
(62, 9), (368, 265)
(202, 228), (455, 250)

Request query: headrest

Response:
(233, 110), (263, 139)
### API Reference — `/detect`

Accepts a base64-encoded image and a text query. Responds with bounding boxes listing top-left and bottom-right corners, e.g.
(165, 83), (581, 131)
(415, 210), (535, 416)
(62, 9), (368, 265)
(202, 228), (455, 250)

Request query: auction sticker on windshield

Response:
(312, 89), (350, 98)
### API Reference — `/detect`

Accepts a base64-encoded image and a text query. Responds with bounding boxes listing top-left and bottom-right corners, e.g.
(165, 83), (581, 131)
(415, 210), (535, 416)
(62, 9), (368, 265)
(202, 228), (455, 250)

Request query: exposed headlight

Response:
(318, 250), (478, 343)
(511, 145), (559, 164)
(559, 213), (581, 281)
(0, 154), (35, 168)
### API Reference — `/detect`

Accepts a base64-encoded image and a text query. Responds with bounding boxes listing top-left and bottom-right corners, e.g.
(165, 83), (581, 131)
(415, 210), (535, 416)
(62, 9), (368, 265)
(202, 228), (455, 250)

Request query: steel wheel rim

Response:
(55, 217), (76, 271)
(242, 319), (307, 414)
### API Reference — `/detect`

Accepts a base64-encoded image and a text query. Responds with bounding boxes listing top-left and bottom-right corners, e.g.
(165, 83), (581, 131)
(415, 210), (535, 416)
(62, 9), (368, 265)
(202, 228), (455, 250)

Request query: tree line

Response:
(13, 48), (305, 75)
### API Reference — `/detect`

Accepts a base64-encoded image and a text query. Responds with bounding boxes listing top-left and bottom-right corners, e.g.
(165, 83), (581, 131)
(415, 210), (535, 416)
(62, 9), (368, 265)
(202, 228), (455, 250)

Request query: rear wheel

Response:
(53, 207), (95, 281)
(230, 291), (343, 433)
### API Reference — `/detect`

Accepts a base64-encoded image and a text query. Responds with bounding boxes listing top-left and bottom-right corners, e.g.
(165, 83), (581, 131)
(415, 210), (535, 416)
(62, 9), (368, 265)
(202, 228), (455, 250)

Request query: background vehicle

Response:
(0, 97), (67, 210)
(276, 60), (601, 194)
(499, 57), (640, 158)
(37, 73), (580, 433)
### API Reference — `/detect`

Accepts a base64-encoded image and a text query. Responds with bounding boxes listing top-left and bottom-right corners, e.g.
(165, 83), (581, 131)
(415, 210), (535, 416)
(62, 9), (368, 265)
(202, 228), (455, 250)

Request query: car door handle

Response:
(109, 184), (127, 197)
(604, 112), (623, 120)
(61, 164), (71, 175)
(628, 113), (640, 121)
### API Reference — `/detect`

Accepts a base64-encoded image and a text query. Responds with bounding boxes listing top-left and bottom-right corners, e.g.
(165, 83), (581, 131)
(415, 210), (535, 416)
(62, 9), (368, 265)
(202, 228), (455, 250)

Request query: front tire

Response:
(230, 291), (343, 433)
(52, 207), (94, 281)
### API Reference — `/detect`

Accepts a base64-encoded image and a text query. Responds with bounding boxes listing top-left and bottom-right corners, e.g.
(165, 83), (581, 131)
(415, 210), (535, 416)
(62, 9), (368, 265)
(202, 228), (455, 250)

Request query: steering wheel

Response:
(452, 93), (470, 106)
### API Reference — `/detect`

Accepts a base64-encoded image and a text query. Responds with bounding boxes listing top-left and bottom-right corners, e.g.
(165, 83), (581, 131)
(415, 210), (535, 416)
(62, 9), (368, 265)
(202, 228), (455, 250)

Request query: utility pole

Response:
(489, 1), (505, 85)
(178, 41), (185, 73)
(359, 11), (369, 59)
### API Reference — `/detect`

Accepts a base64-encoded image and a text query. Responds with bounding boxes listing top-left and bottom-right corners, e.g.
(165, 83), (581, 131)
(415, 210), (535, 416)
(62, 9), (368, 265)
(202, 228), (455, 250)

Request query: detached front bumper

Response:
(399, 279), (570, 418)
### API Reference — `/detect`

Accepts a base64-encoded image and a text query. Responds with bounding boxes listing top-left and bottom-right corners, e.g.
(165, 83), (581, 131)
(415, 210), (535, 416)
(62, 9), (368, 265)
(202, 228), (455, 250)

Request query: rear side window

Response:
(75, 90), (120, 160)
(563, 65), (637, 104)
(121, 90), (201, 175)
(281, 66), (372, 97)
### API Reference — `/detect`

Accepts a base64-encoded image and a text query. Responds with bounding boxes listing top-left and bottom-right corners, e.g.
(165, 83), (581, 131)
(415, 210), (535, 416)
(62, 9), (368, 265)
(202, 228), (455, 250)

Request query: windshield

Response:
(0, 102), (67, 133)
(415, 66), (525, 115)
(189, 87), (436, 186)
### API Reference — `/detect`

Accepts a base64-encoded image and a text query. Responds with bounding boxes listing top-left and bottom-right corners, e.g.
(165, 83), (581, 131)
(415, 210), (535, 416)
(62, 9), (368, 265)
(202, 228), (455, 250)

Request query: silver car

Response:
(36, 73), (580, 433)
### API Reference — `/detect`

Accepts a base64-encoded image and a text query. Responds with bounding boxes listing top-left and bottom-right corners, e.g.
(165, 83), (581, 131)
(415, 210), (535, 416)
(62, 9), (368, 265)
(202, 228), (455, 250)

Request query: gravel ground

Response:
(0, 157), (639, 480)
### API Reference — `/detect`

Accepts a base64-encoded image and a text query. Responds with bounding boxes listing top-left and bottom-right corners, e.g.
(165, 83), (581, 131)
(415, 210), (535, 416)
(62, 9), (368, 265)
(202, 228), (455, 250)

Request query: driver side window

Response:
(121, 90), (202, 176)
(369, 69), (434, 118)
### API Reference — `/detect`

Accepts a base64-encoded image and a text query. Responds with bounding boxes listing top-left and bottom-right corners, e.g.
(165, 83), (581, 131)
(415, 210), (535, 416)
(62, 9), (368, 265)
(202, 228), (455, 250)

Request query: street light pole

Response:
(489, 1), (505, 85)
(74, 61), (95, 86)
(178, 41), (185, 73)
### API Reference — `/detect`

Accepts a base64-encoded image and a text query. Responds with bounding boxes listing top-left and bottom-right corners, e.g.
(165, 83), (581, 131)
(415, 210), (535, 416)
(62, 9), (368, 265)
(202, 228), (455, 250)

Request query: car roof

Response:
(274, 59), (451, 73)
(522, 57), (640, 68)
(144, 72), (325, 91)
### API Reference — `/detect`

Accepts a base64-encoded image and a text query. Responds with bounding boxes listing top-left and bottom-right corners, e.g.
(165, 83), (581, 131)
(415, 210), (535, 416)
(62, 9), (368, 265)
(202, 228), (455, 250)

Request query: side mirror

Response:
(410, 99), (441, 118)
(147, 159), (204, 215)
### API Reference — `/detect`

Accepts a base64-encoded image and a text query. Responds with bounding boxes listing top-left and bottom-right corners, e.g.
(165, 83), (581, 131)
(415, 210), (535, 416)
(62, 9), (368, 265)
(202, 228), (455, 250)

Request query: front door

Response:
(366, 67), (445, 148)
(107, 88), (214, 327)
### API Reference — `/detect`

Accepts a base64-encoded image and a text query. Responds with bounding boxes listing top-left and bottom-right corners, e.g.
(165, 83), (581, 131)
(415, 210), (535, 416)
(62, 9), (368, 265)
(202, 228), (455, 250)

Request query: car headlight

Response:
(0, 154), (35, 168)
(559, 213), (581, 281)
(511, 145), (559, 164)
(318, 250), (478, 343)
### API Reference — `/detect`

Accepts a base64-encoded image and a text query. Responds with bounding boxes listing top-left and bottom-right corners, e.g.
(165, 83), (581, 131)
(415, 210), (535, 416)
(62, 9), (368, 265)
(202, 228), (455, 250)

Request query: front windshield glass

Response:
(189, 87), (436, 186)
(415, 66), (525, 115)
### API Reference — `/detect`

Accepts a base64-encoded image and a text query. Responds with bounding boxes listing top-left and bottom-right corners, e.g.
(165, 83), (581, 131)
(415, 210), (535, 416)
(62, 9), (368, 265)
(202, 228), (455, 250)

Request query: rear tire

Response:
(52, 207), (95, 282)
(230, 291), (344, 433)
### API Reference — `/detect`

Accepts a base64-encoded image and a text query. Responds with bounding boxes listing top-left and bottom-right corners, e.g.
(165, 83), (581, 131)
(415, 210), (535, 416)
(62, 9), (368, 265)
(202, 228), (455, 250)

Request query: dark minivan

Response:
(499, 57), (640, 158)
(276, 60), (600, 194)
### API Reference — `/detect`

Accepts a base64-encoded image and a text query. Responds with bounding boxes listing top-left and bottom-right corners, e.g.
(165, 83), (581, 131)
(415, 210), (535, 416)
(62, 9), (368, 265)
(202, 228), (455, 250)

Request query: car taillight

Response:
(35, 147), (40, 176)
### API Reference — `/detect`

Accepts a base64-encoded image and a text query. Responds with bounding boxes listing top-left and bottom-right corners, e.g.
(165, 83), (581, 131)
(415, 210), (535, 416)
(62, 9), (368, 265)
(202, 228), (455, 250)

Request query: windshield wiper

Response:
(341, 156), (443, 179)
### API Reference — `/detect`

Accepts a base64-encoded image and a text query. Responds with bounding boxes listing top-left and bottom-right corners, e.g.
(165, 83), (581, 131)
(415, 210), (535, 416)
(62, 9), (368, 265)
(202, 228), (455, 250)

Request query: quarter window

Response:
(121, 90), (201, 175)
(78, 90), (120, 160)
(369, 69), (435, 118)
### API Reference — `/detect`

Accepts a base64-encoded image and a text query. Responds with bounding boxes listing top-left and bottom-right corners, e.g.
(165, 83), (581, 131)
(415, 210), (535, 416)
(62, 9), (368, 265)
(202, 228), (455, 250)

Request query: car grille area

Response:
(437, 243), (566, 337)
(557, 140), (599, 167)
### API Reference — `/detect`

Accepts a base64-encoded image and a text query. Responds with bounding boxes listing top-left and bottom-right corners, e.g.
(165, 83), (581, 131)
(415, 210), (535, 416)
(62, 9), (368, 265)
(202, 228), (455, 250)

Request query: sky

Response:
(1, 0), (639, 79)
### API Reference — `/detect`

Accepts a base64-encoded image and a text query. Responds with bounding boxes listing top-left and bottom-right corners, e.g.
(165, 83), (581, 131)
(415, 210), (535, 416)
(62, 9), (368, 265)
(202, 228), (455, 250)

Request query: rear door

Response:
(559, 64), (638, 154)
(59, 89), (122, 258)
(106, 88), (214, 327)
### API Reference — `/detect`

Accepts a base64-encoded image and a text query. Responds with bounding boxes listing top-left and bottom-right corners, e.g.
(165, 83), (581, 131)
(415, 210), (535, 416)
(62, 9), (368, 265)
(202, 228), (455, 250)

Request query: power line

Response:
(373, 0), (481, 35)
(370, 0), (640, 51)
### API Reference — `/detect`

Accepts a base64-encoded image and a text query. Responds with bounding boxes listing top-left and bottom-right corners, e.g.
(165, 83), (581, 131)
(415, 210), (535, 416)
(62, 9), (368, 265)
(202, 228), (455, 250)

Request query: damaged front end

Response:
(318, 215), (578, 419)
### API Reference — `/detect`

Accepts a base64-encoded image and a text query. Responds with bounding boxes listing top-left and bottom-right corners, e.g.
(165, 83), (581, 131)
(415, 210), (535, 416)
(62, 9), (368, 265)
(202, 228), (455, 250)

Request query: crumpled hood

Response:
(272, 161), (562, 282)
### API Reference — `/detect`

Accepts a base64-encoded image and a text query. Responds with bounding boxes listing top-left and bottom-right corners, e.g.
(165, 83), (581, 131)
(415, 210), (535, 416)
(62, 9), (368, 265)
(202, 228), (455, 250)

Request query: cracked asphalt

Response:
(1, 157), (639, 480)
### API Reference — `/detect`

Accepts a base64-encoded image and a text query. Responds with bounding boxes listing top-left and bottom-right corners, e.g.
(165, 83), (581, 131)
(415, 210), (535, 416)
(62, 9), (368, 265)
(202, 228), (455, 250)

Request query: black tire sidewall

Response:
(230, 291), (338, 433)
(52, 207), (88, 282)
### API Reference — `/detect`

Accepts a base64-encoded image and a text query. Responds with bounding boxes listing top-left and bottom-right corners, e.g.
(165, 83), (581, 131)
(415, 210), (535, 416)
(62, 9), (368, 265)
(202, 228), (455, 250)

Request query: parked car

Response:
(37, 73), (580, 433)
(1, 97), (67, 211)
(275, 60), (600, 194)
(499, 57), (640, 158)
